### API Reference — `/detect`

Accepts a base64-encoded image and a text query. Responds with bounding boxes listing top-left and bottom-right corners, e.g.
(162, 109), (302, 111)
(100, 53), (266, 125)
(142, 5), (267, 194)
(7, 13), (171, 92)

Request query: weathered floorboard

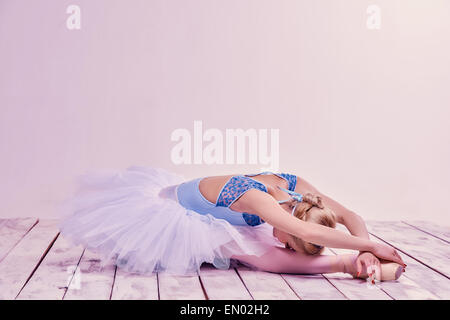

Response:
(377, 276), (439, 300)
(199, 264), (252, 300)
(330, 246), (439, 300)
(111, 269), (158, 300)
(0, 219), (59, 300)
(334, 224), (450, 299)
(16, 235), (84, 300)
(235, 265), (299, 300)
(366, 220), (450, 278)
(402, 220), (450, 243)
(281, 274), (347, 300)
(369, 236), (450, 299)
(63, 249), (116, 300)
(1, 218), (448, 300)
(0, 217), (38, 262)
(158, 272), (206, 300)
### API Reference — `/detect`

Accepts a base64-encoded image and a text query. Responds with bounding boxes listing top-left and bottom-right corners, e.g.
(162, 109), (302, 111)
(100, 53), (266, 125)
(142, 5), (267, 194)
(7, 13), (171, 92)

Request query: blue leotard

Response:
(175, 172), (297, 226)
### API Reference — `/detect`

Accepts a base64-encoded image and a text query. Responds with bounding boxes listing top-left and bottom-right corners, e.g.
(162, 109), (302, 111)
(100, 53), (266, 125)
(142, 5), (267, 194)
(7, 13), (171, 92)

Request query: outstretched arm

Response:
(239, 189), (405, 266)
(296, 177), (370, 240)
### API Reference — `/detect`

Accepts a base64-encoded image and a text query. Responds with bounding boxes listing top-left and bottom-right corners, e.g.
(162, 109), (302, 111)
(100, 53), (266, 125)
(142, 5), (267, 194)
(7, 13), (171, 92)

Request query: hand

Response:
(355, 252), (381, 281)
(371, 242), (406, 267)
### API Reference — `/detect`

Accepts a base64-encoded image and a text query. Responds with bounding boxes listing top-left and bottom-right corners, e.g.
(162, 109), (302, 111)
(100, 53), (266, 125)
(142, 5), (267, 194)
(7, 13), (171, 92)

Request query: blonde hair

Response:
(291, 201), (337, 255)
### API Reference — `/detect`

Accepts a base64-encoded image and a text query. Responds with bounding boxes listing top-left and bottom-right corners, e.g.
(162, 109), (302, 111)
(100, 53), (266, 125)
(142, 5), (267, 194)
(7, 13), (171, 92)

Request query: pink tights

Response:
(232, 246), (357, 275)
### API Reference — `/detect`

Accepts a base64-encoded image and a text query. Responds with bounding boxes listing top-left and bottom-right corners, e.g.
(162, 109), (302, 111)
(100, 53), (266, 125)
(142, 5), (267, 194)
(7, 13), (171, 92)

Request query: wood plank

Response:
(281, 274), (347, 300)
(199, 263), (252, 300)
(0, 219), (59, 300)
(63, 249), (116, 300)
(335, 224), (450, 299)
(158, 271), (206, 300)
(0, 217), (38, 262)
(393, 254), (450, 299)
(111, 269), (158, 300)
(15, 235), (84, 300)
(234, 265), (299, 300)
(366, 220), (450, 277)
(322, 273), (391, 300)
(1, 218), (445, 300)
(377, 276), (439, 300)
(402, 220), (450, 243)
(320, 248), (392, 300)
(370, 236), (450, 299)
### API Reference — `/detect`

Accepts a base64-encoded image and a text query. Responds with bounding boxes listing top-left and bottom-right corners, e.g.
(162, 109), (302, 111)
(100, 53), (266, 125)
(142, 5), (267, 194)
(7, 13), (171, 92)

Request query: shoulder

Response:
(293, 175), (320, 194)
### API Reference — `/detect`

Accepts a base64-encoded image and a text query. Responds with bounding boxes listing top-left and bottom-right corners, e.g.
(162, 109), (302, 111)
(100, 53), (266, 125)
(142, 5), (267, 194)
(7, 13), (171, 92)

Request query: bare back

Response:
(198, 173), (291, 213)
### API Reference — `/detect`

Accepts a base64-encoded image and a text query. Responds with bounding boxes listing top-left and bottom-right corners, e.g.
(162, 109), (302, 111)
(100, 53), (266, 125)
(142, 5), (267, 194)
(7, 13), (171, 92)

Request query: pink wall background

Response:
(1, 0), (449, 223)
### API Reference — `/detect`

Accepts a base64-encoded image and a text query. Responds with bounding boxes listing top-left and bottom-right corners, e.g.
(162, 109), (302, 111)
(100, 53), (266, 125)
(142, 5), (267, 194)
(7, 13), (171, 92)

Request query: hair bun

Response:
(291, 203), (337, 255)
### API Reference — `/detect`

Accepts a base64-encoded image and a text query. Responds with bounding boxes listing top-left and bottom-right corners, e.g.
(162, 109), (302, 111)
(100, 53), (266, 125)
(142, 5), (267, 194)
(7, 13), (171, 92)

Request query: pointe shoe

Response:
(341, 255), (404, 281)
(355, 262), (404, 281)
(379, 262), (404, 281)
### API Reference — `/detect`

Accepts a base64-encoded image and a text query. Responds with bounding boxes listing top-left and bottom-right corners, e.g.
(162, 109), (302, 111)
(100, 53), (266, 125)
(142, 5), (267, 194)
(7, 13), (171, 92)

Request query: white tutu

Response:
(59, 166), (283, 275)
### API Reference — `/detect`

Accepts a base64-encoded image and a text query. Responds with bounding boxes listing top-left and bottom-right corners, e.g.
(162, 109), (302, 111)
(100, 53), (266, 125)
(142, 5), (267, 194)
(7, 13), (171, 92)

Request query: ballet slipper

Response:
(354, 261), (404, 281)
(338, 255), (404, 281)
(378, 262), (404, 281)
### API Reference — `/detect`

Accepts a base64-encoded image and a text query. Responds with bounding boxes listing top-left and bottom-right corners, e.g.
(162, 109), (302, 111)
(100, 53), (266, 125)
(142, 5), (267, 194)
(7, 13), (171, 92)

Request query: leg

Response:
(232, 248), (404, 281)
(232, 246), (357, 275)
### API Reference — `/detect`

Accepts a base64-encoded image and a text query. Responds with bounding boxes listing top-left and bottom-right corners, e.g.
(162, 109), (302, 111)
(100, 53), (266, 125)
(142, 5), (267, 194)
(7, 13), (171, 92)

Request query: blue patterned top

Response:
(279, 173), (297, 191)
(215, 172), (298, 226)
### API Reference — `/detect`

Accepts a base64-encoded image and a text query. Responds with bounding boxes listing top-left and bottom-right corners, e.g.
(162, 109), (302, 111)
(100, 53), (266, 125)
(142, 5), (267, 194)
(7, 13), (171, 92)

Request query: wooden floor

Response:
(0, 218), (448, 300)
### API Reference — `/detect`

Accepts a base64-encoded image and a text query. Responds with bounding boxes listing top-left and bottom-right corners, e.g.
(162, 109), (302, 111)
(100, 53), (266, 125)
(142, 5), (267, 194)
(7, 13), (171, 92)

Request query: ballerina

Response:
(59, 166), (406, 282)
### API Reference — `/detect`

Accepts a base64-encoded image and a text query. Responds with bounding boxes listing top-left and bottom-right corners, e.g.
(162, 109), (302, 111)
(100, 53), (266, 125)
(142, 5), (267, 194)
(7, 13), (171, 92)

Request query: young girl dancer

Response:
(59, 166), (406, 281)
